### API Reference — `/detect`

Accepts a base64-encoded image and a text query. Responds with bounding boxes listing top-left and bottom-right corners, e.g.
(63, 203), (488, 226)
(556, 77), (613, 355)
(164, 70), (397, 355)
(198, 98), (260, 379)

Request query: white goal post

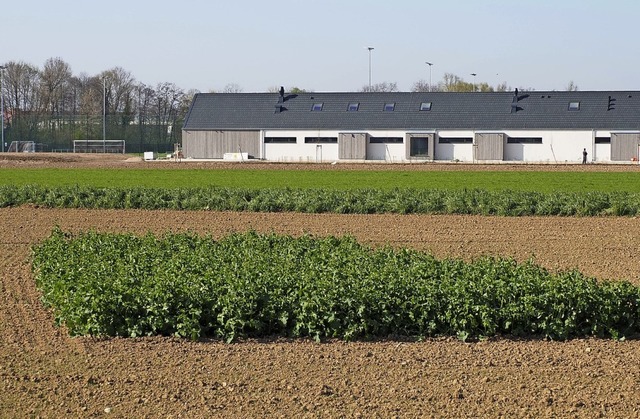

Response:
(73, 140), (126, 154)
(7, 141), (36, 152)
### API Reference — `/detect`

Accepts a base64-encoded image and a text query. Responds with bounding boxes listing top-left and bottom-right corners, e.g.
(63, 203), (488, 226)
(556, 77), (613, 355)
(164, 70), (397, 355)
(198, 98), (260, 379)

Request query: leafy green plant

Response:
(32, 229), (640, 342)
(6, 185), (640, 216)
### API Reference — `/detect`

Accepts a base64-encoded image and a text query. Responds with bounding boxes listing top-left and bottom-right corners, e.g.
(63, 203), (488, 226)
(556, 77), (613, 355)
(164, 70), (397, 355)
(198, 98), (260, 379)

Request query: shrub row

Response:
(32, 229), (640, 342)
(4, 185), (640, 216)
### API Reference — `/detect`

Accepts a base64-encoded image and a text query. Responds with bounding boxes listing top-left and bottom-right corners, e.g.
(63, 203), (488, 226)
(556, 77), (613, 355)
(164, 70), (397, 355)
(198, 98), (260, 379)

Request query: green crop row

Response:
(5, 184), (640, 215)
(32, 229), (640, 342)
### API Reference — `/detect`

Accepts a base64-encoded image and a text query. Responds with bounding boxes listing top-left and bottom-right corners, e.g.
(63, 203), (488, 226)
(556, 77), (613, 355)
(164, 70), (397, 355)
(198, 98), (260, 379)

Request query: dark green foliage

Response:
(4, 185), (640, 216)
(32, 229), (640, 342)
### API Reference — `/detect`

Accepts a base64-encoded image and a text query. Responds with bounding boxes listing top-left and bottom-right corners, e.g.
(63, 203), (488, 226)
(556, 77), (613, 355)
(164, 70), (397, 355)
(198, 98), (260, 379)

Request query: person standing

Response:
(582, 148), (588, 164)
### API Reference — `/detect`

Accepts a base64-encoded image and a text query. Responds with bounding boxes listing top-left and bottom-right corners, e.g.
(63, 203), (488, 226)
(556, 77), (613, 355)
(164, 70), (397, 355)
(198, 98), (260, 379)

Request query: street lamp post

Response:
(425, 62), (433, 92)
(367, 47), (374, 90)
(470, 73), (477, 92)
(0, 65), (6, 153)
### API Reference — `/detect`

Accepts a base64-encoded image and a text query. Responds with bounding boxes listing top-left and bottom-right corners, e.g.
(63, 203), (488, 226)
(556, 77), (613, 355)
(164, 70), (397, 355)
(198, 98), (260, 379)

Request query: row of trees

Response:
(0, 57), (579, 153)
(1, 58), (194, 153)
(262, 74), (577, 94)
(362, 74), (578, 93)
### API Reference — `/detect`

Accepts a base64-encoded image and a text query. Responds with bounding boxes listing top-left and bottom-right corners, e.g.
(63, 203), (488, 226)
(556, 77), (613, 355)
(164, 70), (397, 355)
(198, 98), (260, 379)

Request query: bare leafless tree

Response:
(411, 79), (430, 92)
(360, 81), (399, 92)
(565, 80), (579, 91)
(221, 83), (243, 93)
(102, 67), (136, 124)
(152, 82), (185, 143)
(40, 57), (72, 115)
(494, 82), (511, 92)
(3, 61), (41, 114)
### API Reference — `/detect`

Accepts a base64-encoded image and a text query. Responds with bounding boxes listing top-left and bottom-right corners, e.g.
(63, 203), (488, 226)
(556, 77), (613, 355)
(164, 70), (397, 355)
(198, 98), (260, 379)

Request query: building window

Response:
(420, 102), (432, 111)
(438, 137), (472, 144)
(568, 101), (580, 111)
(410, 137), (430, 157)
(370, 137), (403, 144)
(347, 102), (360, 111)
(595, 137), (611, 144)
(311, 103), (324, 111)
(264, 137), (297, 144)
(507, 137), (543, 144)
(383, 102), (395, 111)
(304, 137), (338, 144)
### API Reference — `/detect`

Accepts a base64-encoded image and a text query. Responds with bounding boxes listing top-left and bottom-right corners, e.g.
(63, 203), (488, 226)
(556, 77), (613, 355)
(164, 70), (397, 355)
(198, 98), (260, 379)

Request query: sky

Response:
(5, 0), (640, 93)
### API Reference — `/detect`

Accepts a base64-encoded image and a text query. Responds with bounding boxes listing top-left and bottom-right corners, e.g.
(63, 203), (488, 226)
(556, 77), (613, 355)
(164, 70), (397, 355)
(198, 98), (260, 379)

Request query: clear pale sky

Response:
(5, 0), (639, 93)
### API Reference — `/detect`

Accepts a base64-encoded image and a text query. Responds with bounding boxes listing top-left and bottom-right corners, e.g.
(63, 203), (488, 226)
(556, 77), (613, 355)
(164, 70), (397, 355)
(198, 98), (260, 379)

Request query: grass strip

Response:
(3, 168), (640, 192)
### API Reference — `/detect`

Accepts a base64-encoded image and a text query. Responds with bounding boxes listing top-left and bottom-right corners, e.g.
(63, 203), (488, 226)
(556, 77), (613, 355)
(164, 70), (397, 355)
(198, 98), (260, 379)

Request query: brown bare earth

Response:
(2, 154), (640, 418)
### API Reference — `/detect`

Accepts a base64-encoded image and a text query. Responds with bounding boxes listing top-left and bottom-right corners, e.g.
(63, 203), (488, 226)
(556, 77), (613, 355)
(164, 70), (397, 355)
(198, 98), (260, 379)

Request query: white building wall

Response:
(435, 131), (474, 162)
(365, 130), (409, 162)
(501, 130), (596, 163)
(594, 143), (611, 162)
(261, 129), (613, 163)
(264, 129), (410, 162)
(263, 130), (339, 162)
(593, 130), (611, 162)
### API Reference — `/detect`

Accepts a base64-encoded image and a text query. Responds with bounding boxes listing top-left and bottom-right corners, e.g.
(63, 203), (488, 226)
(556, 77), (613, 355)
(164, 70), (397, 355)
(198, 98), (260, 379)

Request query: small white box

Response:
(223, 152), (248, 161)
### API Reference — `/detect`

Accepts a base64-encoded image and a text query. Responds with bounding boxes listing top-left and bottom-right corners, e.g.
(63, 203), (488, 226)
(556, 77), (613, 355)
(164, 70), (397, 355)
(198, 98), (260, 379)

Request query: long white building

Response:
(182, 89), (640, 163)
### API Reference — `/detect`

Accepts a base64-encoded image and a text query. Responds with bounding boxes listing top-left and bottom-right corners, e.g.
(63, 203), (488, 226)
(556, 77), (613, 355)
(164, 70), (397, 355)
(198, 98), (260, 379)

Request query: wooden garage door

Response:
(339, 133), (367, 160)
(475, 133), (504, 161)
(611, 133), (640, 161)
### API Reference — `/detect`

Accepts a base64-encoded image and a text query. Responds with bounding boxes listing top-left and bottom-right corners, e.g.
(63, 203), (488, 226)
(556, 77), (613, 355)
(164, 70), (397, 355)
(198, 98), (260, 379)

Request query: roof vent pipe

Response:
(275, 86), (287, 113)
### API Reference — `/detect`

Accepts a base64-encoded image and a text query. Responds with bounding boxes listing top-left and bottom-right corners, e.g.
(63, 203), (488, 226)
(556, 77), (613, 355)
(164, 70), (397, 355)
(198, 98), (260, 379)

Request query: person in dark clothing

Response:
(582, 148), (588, 164)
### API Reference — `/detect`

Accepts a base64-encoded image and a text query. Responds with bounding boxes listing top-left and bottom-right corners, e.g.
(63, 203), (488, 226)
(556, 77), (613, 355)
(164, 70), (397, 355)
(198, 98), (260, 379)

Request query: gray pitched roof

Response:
(182, 91), (640, 131)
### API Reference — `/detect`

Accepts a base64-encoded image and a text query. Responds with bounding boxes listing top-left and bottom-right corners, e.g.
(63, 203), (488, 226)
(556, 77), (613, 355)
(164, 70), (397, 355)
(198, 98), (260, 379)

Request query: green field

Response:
(3, 168), (640, 193)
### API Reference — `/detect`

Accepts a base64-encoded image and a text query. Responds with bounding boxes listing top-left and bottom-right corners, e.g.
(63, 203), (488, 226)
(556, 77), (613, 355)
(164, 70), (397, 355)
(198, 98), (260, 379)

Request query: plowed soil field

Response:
(2, 154), (640, 418)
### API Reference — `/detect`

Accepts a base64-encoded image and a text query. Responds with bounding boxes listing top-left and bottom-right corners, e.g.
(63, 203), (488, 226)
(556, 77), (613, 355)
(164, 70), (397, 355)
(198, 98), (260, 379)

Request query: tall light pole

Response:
(367, 47), (374, 90)
(470, 73), (477, 92)
(0, 65), (6, 153)
(102, 77), (106, 153)
(425, 62), (433, 92)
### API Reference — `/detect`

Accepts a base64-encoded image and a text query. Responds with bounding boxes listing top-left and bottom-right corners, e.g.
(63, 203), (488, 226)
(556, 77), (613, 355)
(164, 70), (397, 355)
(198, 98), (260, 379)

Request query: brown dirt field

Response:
(3, 151), (640, 172)
(2, 154), (640, 418)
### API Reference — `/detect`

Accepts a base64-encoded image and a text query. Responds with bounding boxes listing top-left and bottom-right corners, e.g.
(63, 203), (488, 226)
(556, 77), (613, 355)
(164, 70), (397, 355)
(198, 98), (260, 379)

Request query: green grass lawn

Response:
(2, 168), (639, 193)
